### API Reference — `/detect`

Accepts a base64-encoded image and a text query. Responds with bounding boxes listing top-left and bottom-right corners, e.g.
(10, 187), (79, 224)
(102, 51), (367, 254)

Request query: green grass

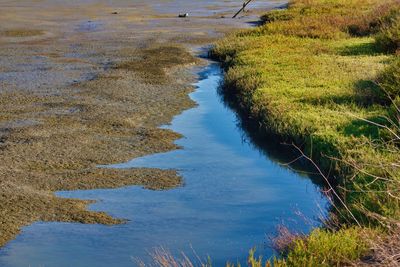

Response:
(228, 228), (373, 267)
(377, 57), (400, 101)
(211, 0), (400, 265)
(273, 227), (372, 267)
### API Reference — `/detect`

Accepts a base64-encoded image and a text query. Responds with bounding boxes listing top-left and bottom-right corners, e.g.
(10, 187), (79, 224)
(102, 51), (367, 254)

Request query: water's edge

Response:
(0, 62), (327, 267)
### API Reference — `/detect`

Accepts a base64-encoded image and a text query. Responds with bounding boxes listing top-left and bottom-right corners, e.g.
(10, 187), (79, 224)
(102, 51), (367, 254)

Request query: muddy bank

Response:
(0, 0), (286, 247)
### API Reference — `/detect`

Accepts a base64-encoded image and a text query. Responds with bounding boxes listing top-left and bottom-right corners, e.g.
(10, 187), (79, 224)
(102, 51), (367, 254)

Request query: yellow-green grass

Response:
(236, 228), (374, 267)
(211, 0), (400, 265)
(213, 34), (399, 216)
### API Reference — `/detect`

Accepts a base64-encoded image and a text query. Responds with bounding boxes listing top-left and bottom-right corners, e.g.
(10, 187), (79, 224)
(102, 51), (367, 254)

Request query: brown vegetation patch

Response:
(358, 228), (400, 266)
(0, 29), (44, 37)
(115, 45), (197, 84)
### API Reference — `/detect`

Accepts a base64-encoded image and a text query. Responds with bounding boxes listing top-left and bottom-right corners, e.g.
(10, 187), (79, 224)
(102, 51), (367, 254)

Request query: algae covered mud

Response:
(0, 63), (327, 266)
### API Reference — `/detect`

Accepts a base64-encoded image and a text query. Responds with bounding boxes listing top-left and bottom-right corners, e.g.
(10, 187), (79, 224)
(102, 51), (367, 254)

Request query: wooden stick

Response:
(232, 0), (253, 18)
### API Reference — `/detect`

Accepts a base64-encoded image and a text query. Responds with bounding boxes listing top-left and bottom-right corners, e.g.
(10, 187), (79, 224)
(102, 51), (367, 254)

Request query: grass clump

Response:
(224, 228), (371, 267)
(280, 228), (372, 266)
(376, 57), (400, 102)
(375, 3), (400, 53)
(376, 20), (400, 53)
(211, 0), (400, 265)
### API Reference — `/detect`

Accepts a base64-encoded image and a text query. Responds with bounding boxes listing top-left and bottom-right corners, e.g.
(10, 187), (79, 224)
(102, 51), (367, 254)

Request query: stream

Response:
(0, 63), (327, 266)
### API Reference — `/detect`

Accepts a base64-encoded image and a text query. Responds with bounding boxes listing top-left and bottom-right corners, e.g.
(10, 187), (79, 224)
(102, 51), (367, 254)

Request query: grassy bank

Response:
(211, 0), (400, 265)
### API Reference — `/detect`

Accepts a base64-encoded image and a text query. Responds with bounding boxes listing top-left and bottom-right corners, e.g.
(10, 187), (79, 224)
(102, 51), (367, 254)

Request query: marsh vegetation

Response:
(211, 0), (400, 265)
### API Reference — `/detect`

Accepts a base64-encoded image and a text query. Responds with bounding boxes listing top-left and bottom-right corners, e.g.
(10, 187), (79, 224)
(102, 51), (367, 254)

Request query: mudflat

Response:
(0, 0), (284, 247)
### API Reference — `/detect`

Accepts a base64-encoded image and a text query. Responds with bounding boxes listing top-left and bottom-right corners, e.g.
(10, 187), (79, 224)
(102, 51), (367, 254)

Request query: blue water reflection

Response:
(0, 64), (327, 267)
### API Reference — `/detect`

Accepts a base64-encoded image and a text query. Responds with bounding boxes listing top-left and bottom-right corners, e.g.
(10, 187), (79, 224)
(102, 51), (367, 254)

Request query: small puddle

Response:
(0, 63), (327, 267)
(76, 20), (104, 32)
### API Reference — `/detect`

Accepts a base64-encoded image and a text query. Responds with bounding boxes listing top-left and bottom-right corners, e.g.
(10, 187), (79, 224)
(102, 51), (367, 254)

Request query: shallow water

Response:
(0, 64), (327, 266)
